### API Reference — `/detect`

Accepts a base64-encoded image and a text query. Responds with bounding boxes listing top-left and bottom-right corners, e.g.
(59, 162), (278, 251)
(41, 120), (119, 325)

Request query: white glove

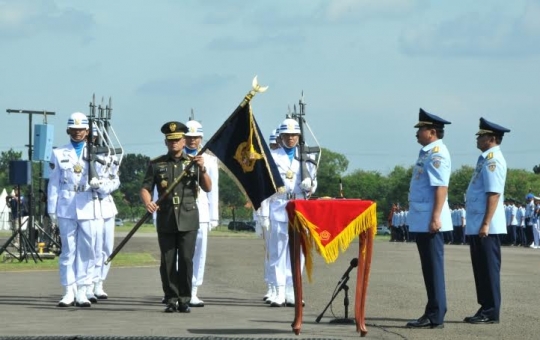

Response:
(90, 178), (102, 189)
(49, 213), (57, 224)
(210, 220), (219, 229)
(259, 216), (270, 231)
(300, 178), (313, 192)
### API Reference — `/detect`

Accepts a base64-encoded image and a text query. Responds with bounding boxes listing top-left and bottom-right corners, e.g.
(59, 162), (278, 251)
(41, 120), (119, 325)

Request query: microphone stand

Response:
(315, 274), (355, 324)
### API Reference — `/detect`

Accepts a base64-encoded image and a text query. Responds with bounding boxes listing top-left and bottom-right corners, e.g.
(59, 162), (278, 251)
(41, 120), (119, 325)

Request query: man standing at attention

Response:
(48, 112), (102, 307)
(406, 108), (452, 329)
(463, 118), (510, 324)
(140, 121), (211, 313)
(183, 119), (219, 307)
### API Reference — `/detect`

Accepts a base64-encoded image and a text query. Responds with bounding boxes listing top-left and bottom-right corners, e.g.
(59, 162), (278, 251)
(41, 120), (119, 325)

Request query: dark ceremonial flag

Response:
(205, 103), (284, 210)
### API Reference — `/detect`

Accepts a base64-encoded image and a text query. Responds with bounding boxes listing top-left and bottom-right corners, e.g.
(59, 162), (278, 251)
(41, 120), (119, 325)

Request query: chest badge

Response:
(73, 163), (83, 174)
(285, 170), (294, 180)
(161, 180), (168, 188)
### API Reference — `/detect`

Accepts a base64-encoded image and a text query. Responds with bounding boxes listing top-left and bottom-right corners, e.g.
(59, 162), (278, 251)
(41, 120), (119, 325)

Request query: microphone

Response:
(339, 258), (358, 282)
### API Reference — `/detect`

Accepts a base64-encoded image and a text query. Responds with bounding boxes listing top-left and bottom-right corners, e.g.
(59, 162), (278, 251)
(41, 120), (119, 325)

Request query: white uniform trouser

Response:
(533, 221), (540, 246)
(262, 227), (271, 284)
(192, 222), (209, 287)
(93, 217), (114, 282)
(76, 218), (98, 286)
(268, 220), (305, 287)
(58, 217), (96, 287)
(92, 218), (104, 283)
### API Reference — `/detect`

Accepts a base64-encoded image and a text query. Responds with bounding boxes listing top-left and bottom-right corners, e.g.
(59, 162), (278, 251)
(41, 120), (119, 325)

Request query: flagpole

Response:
(105, 76), (268, 265)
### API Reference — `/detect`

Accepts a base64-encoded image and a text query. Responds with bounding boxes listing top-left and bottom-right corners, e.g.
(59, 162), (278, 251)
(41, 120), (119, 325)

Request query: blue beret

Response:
(476, 117), (510, 136)
(414, 108), (451, 128)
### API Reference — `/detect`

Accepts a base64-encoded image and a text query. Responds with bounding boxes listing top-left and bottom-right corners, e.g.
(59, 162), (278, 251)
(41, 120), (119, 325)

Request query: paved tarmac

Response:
(1, 232), (540, 340)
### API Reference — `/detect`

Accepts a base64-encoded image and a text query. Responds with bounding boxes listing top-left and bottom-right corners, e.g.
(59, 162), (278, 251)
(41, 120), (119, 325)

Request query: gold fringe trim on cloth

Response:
(290, 203), (377, 282)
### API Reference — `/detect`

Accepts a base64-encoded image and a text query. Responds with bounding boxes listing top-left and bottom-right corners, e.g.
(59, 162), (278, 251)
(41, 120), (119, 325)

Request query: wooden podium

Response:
(286, 199), (377, 337)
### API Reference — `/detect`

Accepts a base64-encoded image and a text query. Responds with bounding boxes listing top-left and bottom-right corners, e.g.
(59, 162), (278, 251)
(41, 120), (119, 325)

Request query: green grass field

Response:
(1, 224), (389, 271)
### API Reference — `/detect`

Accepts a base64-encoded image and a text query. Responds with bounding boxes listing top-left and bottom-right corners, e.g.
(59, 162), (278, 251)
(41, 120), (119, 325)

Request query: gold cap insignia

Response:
(169, 123), (177, 132)
(74, 118), (81, 125)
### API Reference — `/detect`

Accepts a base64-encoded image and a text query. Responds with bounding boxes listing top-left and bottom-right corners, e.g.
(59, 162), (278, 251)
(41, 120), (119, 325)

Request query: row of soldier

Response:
(47, 110), (316, 313)
(48, 112), (120, 307)
(388, 197), (540, 248)
(139, 116), (316, 313)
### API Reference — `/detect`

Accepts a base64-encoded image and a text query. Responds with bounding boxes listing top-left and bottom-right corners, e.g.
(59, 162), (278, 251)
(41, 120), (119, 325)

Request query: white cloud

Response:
(325, 0), (427, 21)
(0, 0), (94, 40)
(399, 0), (540, 57)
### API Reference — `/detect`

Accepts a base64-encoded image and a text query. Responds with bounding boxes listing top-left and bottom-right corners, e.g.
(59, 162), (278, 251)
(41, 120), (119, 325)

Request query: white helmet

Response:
(278, 118), (301, 135)
(67, 112), (89, 129)
(269, 129), (278, 144)
(185, 120), (204, 137)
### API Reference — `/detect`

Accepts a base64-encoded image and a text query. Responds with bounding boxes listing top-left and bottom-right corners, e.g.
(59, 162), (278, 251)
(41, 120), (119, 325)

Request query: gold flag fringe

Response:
(290, 203), (377, 283)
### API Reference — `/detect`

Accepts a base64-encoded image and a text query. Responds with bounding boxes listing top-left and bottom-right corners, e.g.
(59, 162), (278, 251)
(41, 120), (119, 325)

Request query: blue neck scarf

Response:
(71, 140), (85, 158)
(282, 145), (296, 163)
(183, 147), (198, 156)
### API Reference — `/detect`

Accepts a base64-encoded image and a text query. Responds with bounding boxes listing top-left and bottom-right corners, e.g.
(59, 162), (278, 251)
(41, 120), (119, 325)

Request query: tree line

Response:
(2, 148), (540, 224)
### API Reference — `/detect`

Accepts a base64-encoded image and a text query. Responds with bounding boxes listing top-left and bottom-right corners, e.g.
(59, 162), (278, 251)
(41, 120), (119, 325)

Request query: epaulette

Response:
(432, 146), (440, 153)
(150, 154), (168, 163)
(486, 152), (493, 160)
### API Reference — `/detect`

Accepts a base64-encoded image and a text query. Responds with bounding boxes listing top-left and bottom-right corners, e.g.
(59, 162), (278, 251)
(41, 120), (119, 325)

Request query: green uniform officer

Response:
(140, 121), (212, 313)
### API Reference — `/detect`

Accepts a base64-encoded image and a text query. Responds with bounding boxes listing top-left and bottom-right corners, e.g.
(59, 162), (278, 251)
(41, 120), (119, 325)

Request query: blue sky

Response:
(1, 0), (539, 175)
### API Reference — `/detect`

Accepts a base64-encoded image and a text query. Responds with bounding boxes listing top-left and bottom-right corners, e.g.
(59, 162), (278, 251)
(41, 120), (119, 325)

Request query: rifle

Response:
(105, 76), (268, 264)
(291, 93), (320, 199)
(87, 95), (124, 187)
(86, 95), (101, 192)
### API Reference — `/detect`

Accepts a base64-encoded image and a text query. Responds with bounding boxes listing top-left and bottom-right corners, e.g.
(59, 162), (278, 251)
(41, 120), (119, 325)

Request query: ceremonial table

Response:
(286, 199), (377, 337)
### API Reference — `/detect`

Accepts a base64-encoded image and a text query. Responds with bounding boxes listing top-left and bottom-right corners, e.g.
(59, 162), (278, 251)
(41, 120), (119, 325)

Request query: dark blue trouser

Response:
(416, 232), (447, 324)
(469, 234), (501, 321)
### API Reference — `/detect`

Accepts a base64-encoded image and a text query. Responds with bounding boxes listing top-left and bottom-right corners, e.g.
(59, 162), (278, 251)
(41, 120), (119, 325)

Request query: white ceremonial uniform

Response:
(258, 198), (273, 301)
(48, 143), (101, 305)
(465, 146), (507, 235)
(93, 156), (120, 297)
(192, 152), (219, 289)
(268, 146), (317, 306)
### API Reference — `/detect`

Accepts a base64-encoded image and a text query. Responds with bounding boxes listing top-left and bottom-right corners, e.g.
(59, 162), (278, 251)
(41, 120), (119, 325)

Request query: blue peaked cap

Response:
(476, 117), (511, 136)
(414, 108), (451, 128)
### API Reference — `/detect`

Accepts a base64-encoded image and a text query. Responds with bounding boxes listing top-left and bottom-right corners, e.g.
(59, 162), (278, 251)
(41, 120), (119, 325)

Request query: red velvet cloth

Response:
(286, 199), (375, 247)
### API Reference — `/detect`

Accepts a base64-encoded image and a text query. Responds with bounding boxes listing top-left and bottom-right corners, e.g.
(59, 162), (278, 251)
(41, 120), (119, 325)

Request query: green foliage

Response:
(218, 168), (246, 207)
(100, 150), (540, 226)
(217, 168), (253, 220)
(0, 149), (23, 189)
(315, 147), (349, 197)
(448, 165), (474, 204)
(118, 153), (150, 205)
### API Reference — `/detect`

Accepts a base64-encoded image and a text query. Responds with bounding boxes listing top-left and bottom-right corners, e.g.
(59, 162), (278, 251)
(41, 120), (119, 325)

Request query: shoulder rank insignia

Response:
(432, 156), (442, 169)
(432, 146), (440, 153)
(486, 152), (493, 160)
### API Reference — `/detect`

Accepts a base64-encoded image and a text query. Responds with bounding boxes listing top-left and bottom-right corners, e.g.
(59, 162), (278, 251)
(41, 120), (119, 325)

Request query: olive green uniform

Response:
(141, 152), (199, 305)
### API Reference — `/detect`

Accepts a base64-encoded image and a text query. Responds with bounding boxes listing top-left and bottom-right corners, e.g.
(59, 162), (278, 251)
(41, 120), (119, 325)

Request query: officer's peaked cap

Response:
(414, 108), (451, 129)
(476, 117), (510, 136)
(161, 121), (188, 139)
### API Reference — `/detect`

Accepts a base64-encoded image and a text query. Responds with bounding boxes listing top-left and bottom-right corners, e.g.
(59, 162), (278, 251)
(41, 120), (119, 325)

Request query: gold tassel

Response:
(290, 203), (377, 282)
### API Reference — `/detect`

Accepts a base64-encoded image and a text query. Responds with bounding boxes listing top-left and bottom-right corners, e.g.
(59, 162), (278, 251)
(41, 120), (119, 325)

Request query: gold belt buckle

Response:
(172, 196), (180, 205)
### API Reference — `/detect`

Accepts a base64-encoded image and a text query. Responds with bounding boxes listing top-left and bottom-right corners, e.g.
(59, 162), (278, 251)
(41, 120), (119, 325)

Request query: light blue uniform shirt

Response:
(465, 145), (507, 235)
(408, 139), (452, 233)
